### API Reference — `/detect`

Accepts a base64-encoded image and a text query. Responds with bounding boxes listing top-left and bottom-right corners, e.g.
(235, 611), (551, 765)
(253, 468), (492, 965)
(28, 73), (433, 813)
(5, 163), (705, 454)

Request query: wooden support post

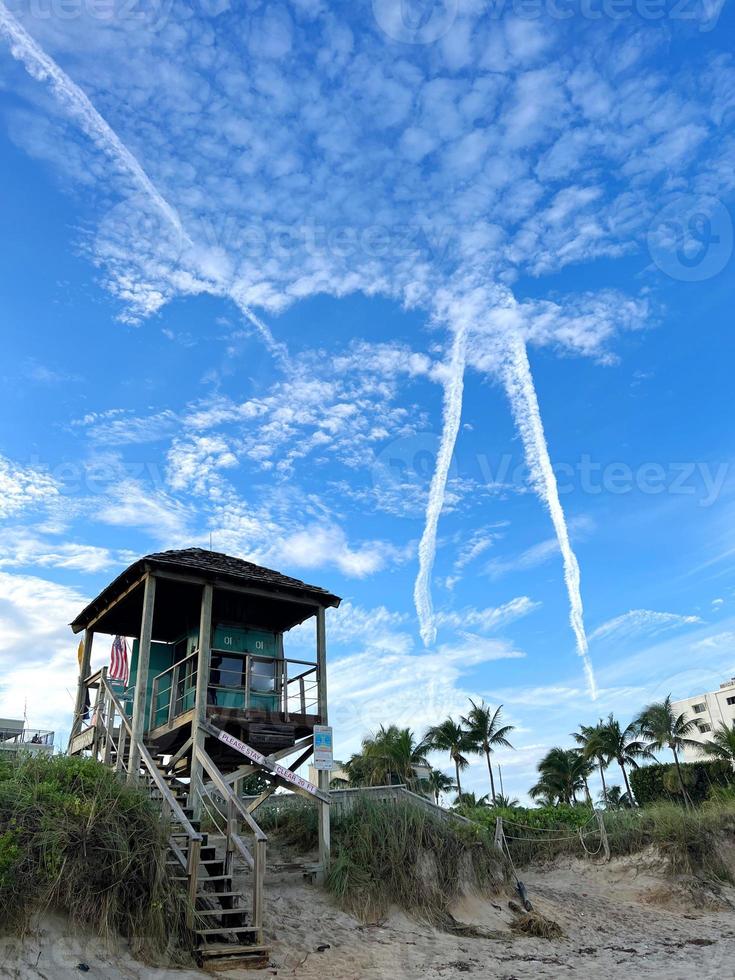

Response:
(316, 606), (330, 879)
(115, 721), (127, 773)
(91, 669), (106, 761)
(494, 816), (504, 853)
(253, 837), (266, 940)
(128, 575), (156, 784)
(68, 629), (94, 751)
(168, 663), (180, 725)
(596, 810), (611, 862)
(188, 583), (213, 818)
(103, 692), (115, 766)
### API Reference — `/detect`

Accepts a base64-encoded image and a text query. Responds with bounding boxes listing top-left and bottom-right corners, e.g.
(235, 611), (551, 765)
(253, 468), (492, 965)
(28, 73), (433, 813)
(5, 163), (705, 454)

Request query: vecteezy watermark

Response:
(372, 432), (458, 491)
(648, 196), (733, 282)
(372, 437), (731, 508)
(372, 0), (459, 43)
(372, 0), (725, 41)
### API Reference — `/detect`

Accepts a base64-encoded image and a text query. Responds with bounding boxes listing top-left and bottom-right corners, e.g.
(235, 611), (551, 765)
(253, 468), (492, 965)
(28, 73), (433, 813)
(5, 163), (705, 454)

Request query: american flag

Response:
(109, 635), (129, 686)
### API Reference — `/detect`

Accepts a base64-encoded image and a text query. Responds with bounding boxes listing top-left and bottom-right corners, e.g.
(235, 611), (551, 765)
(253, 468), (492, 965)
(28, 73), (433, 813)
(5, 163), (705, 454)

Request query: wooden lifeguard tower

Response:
(67, 548), (340, 968)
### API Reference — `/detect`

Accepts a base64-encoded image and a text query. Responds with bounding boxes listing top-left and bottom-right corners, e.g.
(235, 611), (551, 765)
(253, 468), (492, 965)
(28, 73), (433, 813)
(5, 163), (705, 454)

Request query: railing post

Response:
(92, 669), (107, 761)
(596, 810), (611, 862)
(315, 606), (330, 879)
(494, 816), (504, 853)
(226, 796), (236, 876)
(299, 676), (306, 715)
(103, 691), (115, 766)
(244, 653), (251, 710)
(253, 838), (265, 940)
(116, 721), (127, 773)
(128, 574), (157, 783)
(168, 663), (180, 725)
(186, 837), (201, 929)
(189, 583), (213, 818)
(149, 676), (159, 732)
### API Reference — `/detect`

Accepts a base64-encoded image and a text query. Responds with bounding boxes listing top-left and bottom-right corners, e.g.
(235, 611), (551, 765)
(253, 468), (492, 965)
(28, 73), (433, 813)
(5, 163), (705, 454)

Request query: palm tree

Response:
(701, 722), (735, 765)
(423, 768), (455, 805)
(345, 725), (430, 788)
(424, 718), (473, 797)
(599, 785), (633, 809)
(636, 696), (700, 807)
(571, 721), (610, 801)
(597, 714), (651, 805)
(530, 747), (589, 805)
(453, 790), (490, 811)
(493, 793), (520, 808)
(461, 700), (515, 804)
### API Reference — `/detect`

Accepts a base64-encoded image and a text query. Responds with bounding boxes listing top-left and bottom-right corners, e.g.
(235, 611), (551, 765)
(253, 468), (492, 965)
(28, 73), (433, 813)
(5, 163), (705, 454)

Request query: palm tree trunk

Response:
(583, 775), (592, 806)
(454, 757), (462, 798)
(619, 760), (633, 803)
(672, 747), (692, 809)
(598, 756), (608, 801)
(485, 748), (496, 803)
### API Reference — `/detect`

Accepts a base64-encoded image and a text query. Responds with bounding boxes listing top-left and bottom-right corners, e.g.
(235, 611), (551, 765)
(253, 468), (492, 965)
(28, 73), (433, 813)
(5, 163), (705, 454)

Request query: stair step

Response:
(197, 875), (232, 882)
(195, 907), (247, 917)
(196, 943), (270, 956)
(196, 891), (243, 899)
(195, 926), (259, 936)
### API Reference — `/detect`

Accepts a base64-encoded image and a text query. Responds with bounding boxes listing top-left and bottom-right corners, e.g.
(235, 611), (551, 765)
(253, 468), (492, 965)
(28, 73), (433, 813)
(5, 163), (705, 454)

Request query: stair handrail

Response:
(193, 743), (267, 842)
(101, 676), (203, 844)
(192, 742), (267, 938)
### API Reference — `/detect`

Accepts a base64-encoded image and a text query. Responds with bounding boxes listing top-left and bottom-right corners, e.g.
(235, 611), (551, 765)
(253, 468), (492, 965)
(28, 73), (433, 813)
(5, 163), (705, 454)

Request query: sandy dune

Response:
(3, 851), (734, 979)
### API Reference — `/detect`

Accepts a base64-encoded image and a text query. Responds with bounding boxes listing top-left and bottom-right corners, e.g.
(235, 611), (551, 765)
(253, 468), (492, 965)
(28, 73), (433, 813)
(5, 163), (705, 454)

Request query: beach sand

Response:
(3, 849), (734, 979)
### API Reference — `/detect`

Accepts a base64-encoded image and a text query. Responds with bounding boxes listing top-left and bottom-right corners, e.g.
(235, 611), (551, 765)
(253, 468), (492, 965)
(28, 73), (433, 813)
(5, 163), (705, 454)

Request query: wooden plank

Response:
(189, 583), (213, 818)
(128, 574), (156, 782)
(316, 606), (330, 875)
(202, 720), (328, 803)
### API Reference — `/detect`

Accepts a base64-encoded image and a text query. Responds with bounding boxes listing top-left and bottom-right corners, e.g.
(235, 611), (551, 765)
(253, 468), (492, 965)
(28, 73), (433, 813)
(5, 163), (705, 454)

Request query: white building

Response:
(671, 678), (735, 762)
(0, 719), (54, 756)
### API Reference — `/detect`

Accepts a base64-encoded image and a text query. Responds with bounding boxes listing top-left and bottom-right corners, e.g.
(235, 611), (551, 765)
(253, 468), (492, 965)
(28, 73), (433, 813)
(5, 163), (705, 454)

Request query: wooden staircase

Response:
(71, 673), (270, 970)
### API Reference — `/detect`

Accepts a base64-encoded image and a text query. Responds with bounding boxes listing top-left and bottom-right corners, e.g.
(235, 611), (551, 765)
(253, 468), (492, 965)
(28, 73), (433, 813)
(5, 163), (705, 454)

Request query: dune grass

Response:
(468, 800), (735, 882)
(0, 754), (190, 960)
(263, 797), (507, 923)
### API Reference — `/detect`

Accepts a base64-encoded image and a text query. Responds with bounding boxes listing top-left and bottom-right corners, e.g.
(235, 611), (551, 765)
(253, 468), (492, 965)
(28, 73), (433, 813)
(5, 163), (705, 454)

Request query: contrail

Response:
(502, 330), (597, 698)
(414, 324), (468, 646)
(0, 1), (284, 360)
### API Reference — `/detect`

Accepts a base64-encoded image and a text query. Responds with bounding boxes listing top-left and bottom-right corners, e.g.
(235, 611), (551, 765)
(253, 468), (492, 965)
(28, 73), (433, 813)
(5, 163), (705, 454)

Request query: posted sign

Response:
(313, 725), (334, 771)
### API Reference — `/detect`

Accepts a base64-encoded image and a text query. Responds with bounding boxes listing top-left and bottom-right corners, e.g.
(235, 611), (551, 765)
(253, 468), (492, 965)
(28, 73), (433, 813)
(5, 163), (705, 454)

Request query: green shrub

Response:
(0, 755), (190, 959)
(630, 760), (732, 805)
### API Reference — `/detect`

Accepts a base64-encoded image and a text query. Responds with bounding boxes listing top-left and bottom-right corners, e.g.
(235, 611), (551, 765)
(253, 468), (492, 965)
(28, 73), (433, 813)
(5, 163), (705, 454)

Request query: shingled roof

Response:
(71, 548), (341, 634)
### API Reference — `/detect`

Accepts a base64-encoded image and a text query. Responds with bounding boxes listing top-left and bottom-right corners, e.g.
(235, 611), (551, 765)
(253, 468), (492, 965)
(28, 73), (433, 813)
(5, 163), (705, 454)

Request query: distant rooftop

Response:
(71, 548), (341, 637)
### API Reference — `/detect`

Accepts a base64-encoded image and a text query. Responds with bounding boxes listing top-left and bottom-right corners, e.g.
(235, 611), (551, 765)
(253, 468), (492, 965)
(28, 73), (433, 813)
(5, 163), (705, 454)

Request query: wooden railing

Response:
(149, 653), (320, 731)
(191, 740), (267, 941)
(90, 672), (203, 921)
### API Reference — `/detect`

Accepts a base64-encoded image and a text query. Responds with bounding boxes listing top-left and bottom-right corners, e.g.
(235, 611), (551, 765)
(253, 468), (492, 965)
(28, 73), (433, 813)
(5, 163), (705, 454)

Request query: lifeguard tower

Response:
(67, 548), (340, 967)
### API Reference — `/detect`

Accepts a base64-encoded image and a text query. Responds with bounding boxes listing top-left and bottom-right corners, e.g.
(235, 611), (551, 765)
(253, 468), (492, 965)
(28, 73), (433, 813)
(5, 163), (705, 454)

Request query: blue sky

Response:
(1, 0), (735, 801)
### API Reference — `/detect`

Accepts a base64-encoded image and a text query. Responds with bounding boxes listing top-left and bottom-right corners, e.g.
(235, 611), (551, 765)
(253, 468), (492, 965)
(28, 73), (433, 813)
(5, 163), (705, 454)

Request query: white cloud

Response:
(590, 609), (703, 644)
(0, 455), (59, 519)
(0, 571), (92, 746)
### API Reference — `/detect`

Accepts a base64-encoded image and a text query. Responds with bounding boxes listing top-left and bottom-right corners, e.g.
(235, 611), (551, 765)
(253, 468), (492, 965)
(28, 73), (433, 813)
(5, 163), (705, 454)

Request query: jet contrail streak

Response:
(414, 324), (467, 646)
(0, 2), (284, 360)
(502, 330), (597, 698)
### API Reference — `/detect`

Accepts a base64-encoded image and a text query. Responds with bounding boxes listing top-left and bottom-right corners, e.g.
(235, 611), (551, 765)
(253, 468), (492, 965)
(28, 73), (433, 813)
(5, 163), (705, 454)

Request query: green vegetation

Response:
(460, 700), (515, 804)
(0, 754), (190, 958)
(340, 724), (431, 791)
(262, 798), (507, 923)
(635, 696), (701, 807)
(629, 759), (732, 806)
